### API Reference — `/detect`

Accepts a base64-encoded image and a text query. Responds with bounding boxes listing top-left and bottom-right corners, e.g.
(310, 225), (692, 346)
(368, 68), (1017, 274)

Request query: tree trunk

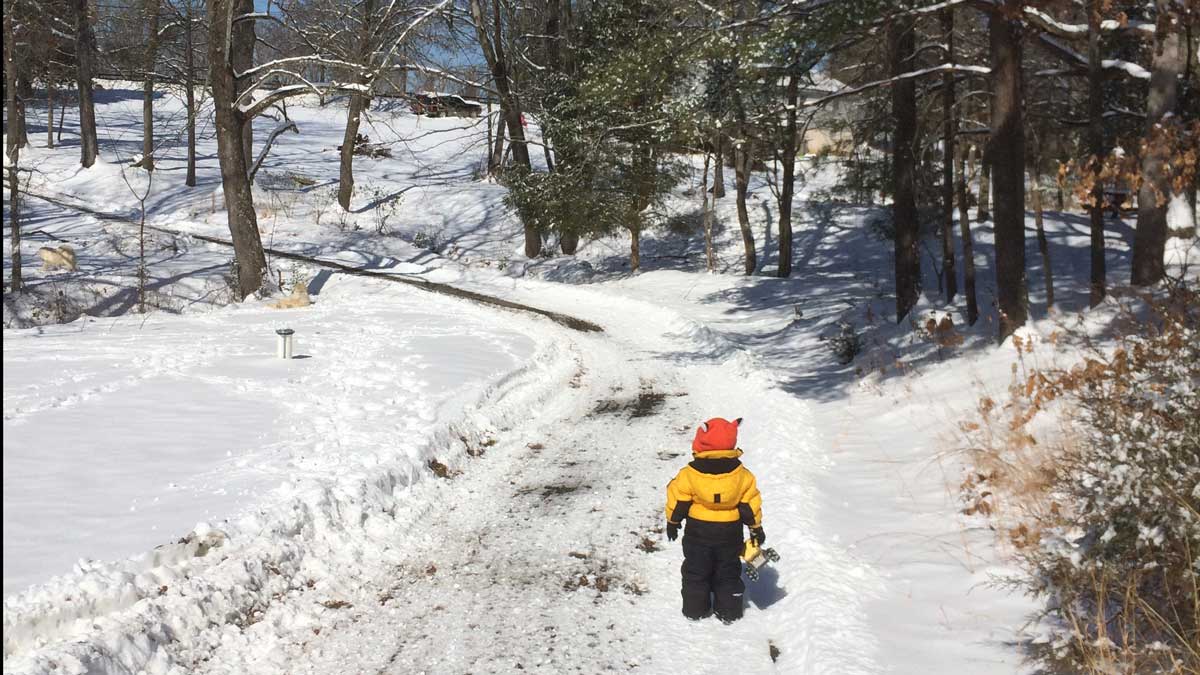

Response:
(777, 73), (798, 278)
(5, 7), (21, 292)
(890, 18), (920, 322)
(209, 0), (267, 299)
(7, 153), (19, 293)
(957, 143), (978, 325)
(1029, 154), (1053, 309)
(989, 4), (1028, 340)
(184, 0), (197, 186)
(490, 105), (505, 172)
(139, 0), (160, 171)
(232, 0), (255, 168)
(976, 149), (991, 221)
(702, 152), (715, 271)
(337, 0), (376, 212)
(940, 7), (958, 302)
(337, 93), (367, 210)
(12, 75), (28, 150)
(1087, 0), (1106, 304)
(559, 230), (579, 255)
(628, 226), (641, 271)
(733, 137), (756, 275)
(72, 0), (99, 167)
(713, 131), (725, 199)
(46, 84), (54, 148)
(1132, 0), (1183, 287)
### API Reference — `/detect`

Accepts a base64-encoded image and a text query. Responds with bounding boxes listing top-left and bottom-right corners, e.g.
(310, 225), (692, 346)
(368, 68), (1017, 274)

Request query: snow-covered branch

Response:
(803, 64), (991, 109)
(1034, 34), (1152, 80)
(235, 55), (365, 81)
(1022, 6), (1157, 39)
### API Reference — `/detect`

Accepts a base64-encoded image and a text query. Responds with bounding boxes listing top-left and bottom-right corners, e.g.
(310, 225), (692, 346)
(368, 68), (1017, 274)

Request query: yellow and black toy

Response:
(741, 538), (780, 582)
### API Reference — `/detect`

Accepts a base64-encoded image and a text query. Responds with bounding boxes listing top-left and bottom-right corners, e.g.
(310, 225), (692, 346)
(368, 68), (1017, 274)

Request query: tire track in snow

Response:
(186, 286), (883, 675)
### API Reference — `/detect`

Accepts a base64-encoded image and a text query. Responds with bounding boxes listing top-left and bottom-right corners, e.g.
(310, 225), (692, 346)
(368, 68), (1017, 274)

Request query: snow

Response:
(2, 278), (533, 597)
(3, 81), (1196, 674)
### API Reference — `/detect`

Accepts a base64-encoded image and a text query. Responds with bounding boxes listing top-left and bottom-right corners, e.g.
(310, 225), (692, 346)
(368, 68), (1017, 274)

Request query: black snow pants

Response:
(680, 537), (744, 622)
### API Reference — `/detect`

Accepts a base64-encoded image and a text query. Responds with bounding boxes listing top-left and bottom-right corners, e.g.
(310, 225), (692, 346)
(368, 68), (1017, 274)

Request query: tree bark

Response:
(940, 8), (958, 302)
(1132, 0), (1183, 287)
(733, 137), (756, 275)
(337, 93), (367, 210)
(7, 153), (19, 293)
(209, 0), (267, 299)
(1087, 0), (1106, 304)
(11, 74), (28, 150)
(712, 130), (725, 199)
(628, 226), (640, 271)
(490, 104), (505, 172)
(702, 152), (715, 271)
(976, 149), (991, 221)
(957, 143), (978, 325)
(72, 0), (99, 167)
(184, 0), (197, 187)
(777, 72), (798, 278)
(989, 3), (1028, 340)
(5, 6), (21, 292)
(46, 84), (54, 149)
(890, 18), (920, 322)
(1029, 153), (1053, 309)
(337, 0), (376, 211)
(139, 0), (161, 171)
(232, 0), (255, 168)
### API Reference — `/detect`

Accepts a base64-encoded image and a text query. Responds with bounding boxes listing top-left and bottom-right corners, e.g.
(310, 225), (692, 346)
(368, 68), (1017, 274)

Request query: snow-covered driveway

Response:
(187, 283), (881, 675)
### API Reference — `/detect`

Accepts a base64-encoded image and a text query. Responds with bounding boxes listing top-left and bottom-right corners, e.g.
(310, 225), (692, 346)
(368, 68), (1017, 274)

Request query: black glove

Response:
(666, 523), (679, 541)
(750, 527), (766, 546)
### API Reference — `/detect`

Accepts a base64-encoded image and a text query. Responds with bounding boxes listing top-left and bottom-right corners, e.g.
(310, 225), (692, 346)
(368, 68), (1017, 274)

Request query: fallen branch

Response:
(23, 190), (605, 334)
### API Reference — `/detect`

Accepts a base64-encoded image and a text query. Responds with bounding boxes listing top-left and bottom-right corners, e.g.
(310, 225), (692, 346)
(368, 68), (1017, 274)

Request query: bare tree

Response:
(71, 0), (99, 167)
(336, 0), (377, 211)
(976, 149), (991, 221)
(5, 0), (23, 292)
(956, 142), (978, 325)
(180, 0), (201, 186)
(940, 7), (957, 303)
(989, 1), (1028, 340)
(137, 0), (162, 171)
(206, 0), (451, 298)
(732, 135), (756, 275)
(208, 0), (267, 298)
(776, 70), (799, 278)
(890, 16), (919, 321)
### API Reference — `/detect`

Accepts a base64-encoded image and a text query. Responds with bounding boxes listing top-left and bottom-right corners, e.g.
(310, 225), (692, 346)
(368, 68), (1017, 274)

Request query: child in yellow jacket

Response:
(665, 417), (764, 623)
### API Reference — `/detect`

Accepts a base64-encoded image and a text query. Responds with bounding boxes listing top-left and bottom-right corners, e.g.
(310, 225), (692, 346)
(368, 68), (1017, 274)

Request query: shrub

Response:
(962, 286), (1200, 674)
(821, 320), (864, 364)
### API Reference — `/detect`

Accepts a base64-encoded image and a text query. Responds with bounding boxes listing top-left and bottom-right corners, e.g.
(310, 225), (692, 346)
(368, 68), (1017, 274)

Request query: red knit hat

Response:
(692, 417), (742, 453)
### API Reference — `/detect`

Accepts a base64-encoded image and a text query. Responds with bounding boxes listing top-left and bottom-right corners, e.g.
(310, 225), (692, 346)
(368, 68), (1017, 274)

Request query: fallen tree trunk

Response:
(23, 190), (605, 334)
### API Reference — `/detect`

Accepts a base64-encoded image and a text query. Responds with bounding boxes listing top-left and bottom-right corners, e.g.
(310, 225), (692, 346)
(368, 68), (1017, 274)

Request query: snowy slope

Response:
(3, 273), (534, 596)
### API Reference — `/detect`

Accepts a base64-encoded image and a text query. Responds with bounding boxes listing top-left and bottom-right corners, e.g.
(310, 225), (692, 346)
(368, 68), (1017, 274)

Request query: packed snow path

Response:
(189, 287), (881, 675)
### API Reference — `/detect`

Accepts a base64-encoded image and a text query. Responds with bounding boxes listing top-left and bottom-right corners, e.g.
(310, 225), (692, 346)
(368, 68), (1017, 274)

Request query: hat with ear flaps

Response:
(692, 417), (742, 453)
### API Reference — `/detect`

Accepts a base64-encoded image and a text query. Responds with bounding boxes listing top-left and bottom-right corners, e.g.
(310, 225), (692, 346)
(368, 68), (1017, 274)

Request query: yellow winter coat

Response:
(665, 449), (763, 528)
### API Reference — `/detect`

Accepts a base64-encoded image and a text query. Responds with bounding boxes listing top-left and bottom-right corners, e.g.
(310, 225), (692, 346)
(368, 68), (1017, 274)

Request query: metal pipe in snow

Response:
(276, 328), (295, 359)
